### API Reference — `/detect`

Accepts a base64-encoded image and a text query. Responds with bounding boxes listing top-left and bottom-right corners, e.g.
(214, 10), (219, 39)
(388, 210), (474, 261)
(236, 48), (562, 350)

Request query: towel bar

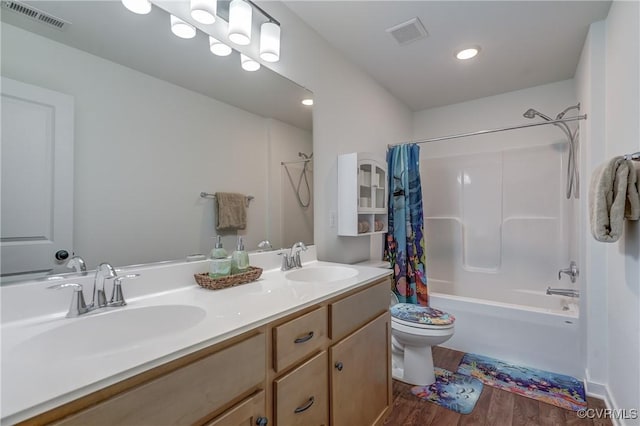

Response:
(200, 192), (254, 202)
(623, 151), (640, 161)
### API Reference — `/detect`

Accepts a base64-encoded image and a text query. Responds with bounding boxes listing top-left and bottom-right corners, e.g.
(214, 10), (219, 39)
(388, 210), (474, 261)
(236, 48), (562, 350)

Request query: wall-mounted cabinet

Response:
(338, 152), (388, 236)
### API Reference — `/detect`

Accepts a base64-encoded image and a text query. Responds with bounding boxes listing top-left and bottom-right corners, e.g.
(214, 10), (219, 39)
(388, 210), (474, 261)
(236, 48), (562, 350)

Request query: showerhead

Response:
(523, 108), (553, 121)
(556, 103), (580, 120)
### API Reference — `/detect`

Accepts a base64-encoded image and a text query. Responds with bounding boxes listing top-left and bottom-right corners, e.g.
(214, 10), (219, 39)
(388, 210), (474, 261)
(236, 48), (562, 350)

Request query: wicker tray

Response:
(194, 266), (263, 290)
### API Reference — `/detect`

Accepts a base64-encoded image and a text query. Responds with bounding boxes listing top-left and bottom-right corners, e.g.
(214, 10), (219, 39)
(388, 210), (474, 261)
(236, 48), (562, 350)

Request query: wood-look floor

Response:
(384, 347), (612, 426)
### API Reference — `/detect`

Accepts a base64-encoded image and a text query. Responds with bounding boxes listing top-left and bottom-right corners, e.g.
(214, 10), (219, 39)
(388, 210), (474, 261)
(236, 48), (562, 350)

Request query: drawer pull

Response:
(294, 331), (314, 344)
(335, 361), (343, 371)
(256, 417), (268, 426)
(293, 396), (315, 414)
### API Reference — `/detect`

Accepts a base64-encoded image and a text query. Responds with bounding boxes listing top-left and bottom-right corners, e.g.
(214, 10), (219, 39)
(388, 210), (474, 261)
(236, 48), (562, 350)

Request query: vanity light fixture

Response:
(228, 0), (252, 45)
(240, 54), (260, 71)
(455, 46), (480, 60)
(209, 36), (232, 56)
(121, 0), (151, 15)
(190, 0), (217, 25)
(259, 21), (281, 62)
(122, 0), (283, 69)
(301, 99), (313, 106)
(171, 15), (196, 39)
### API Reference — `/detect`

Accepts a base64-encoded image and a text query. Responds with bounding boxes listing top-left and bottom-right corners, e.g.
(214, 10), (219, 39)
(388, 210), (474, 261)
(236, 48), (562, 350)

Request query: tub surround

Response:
(0, 247), (392, 424)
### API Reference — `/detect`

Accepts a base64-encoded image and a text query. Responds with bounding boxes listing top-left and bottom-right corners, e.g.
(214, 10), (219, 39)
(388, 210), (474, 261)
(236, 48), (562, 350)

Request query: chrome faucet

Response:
(257, 240), (273, 252)
(91, 263), (117, 309)
(558, 261), (579, 283)
(546, 287), (580, 298)
(48, 266), (139, 317)
(47, 283), (89, 317)
(108, 274), (139, 306)
(280, 241), (308, 271)
(66, 255), (87, 274)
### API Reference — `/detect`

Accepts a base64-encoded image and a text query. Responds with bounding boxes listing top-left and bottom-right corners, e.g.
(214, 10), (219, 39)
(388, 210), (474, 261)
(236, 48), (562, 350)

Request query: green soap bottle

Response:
(231, 236), (250, 274)
(209, 236), (231, 278)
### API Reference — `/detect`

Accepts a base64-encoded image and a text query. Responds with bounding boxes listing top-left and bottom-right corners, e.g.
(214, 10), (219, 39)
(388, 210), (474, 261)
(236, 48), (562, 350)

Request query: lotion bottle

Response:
(209, 236), (231, 278)
(231, 236), (249, 274)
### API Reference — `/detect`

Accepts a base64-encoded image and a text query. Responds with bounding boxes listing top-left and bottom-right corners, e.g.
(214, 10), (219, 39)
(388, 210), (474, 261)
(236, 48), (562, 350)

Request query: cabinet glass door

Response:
(374, 165), (386, 210)
(358, 163), (372, 209)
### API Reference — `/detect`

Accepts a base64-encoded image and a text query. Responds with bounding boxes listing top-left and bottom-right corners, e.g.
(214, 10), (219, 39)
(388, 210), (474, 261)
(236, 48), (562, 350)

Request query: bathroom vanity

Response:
(1, 250), (392, 426)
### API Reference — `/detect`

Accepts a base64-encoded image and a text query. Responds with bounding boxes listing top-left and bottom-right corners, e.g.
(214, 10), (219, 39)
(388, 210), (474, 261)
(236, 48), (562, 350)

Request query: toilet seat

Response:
(390, 303), (455, 327)
(392, 316), (454, 330)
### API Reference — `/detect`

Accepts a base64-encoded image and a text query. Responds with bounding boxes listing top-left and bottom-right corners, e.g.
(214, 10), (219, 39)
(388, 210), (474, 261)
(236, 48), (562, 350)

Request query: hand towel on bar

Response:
(589, 157), (639, 242)
(215, 192), (247, 231)
(626, 161), (640, 220)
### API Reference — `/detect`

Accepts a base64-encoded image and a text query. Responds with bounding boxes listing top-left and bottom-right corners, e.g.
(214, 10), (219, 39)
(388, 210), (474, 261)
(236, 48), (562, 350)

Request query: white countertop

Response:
(0, 253), (391, 424)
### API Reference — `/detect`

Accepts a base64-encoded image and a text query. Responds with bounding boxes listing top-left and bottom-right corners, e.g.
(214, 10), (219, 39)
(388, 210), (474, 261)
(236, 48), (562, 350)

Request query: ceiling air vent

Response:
(1, 1), (69, 30)
(386, 17), (428, 46)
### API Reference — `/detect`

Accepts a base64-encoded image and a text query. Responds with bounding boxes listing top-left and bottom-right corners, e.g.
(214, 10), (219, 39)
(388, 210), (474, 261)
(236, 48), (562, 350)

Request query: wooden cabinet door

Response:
(330, 313), (390, 426)
(205, 390), (267, 426)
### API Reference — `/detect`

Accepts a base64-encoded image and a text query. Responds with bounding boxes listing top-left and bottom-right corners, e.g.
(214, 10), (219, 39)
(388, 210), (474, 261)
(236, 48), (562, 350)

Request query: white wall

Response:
(1, 23), (308, 269)
(575, 19), (608, 395)
(260, 2), (413, 264)
(576, 1), (639, 418)
(603, 0), (640, 417)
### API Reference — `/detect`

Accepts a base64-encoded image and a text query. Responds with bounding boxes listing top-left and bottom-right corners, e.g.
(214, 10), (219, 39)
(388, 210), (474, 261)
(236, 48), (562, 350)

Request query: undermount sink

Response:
(285, 266), (359, 283)
(10, 305), (206, 361)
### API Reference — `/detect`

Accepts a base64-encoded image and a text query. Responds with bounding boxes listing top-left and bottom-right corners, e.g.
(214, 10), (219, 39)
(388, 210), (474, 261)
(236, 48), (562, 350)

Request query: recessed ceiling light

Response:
(456, 47), (480, 60)
(301, 99), (313, 106)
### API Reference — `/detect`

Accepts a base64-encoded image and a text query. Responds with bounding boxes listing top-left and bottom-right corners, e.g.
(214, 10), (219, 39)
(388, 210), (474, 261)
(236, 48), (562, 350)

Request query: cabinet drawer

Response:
(273, 306), (327, 372)
(55, 333), (266, 426)
(205, 390), (266, 426)
(274, 351), (328, 426)
(330, 279), (389, 341)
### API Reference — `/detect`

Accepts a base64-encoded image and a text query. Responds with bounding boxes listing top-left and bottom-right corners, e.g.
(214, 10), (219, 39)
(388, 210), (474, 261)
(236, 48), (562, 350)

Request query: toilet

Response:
(390, 294), (455, 386)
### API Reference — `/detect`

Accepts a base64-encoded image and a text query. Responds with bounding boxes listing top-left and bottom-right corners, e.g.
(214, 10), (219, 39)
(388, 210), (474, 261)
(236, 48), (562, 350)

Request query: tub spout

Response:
(546, 287), (580, 298)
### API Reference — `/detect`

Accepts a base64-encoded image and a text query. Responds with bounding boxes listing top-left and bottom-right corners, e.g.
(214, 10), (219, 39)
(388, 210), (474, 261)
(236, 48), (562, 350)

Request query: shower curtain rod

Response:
(281, 158), (312, 165)
(387, 115), (587, 148)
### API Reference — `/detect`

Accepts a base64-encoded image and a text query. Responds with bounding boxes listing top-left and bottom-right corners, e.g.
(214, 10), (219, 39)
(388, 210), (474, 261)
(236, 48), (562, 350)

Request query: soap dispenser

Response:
(231, 236), (250, 274)
(209, 236), (231, 278)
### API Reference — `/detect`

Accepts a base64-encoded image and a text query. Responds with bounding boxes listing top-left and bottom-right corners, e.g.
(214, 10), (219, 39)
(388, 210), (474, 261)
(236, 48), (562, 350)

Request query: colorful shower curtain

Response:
(385, 144), (428, 306)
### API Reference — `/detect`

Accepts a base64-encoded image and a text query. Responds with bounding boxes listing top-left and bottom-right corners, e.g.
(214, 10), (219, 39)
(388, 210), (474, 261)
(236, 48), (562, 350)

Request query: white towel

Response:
(589, 157), (640, 242)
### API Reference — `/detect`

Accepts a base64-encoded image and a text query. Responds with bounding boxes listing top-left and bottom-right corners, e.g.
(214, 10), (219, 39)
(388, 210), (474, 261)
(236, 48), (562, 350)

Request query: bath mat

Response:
(410, 368), (484, 414)
(457, 353), (587, 411)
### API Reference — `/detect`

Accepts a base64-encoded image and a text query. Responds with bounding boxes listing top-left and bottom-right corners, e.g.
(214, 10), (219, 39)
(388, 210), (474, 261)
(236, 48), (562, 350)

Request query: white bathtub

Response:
(430, 288), (581, 378)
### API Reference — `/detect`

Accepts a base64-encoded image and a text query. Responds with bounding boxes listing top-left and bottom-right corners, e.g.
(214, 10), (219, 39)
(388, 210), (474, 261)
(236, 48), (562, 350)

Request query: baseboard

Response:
(584, 377), (623, 426)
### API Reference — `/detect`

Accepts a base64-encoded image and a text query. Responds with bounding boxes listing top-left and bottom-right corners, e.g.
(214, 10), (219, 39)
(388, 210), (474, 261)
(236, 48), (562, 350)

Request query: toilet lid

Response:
(390, 303), (455, 326)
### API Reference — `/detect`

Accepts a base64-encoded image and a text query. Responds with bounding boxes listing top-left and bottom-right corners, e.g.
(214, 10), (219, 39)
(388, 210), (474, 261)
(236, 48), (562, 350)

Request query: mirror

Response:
(1, 1), (313, 281)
